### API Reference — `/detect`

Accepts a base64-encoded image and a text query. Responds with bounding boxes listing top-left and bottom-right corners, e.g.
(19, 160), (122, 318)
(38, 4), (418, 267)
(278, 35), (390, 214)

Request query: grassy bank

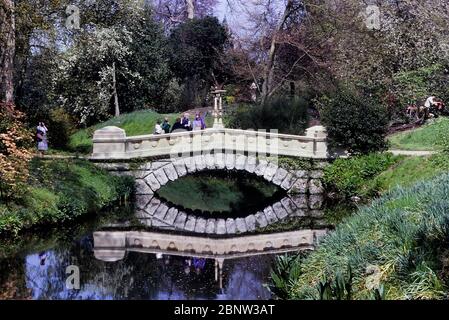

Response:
(273, 173), (449, 300)
(324, 152), (449, 200)
(388, 117), (449, 151)
(69, 110), (213, 153)
(0, 158), (134, 236)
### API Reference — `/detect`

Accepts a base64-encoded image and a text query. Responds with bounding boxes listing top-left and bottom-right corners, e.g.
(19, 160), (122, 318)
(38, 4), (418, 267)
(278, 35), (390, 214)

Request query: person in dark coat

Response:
(170, 117), (185, 133)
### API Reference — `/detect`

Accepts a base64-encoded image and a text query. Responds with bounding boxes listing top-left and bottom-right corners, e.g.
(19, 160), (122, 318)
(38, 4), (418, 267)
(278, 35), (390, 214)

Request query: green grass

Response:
(371, 153), (449, 192)
(322, 152), (449, 226)
(0, 158), (134, 236)
(323, 153), (402, 198)
(388, 117), (449, 151)
(69, 110), (214, 153)
(324, 152), (449, 199)
(156, 171), (282, 215)
(274, 173), (449, 300)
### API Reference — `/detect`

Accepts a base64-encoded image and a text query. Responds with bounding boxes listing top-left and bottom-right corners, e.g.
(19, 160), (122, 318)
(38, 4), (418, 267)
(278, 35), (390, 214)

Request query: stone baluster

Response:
(305, 125), (328, 158)
(92, 126), (127, 159)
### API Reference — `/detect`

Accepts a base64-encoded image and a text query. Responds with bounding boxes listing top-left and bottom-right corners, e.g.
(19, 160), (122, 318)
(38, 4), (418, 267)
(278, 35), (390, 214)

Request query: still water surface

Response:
(0, 208), (282, 300)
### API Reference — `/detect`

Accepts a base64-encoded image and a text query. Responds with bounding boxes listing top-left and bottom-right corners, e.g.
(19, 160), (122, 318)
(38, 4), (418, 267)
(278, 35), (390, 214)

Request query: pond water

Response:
(156, 170), (286, 216)
(15, 241), (274, 300)
(0, 172), (336, 300)
(0, 208), (289, 300)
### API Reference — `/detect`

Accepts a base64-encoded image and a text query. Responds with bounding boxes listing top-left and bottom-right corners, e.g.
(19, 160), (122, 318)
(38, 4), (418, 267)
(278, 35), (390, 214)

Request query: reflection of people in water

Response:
(39, 251), (47, 266)
(193, 258), (206, 274)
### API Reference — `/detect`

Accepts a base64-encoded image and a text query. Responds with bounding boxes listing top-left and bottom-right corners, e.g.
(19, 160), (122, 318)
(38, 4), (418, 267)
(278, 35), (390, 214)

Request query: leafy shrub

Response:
(0, 103), (33, 201)
(323, 153), (400, 198)
(319, 88), (389, 154)
(47, 107), (77, 150)
(19, 188), (60, 223)
(114, 175), (135, 201)
(225, 95), (309, 135)
(269, 254), (304, 299)
(0, 206), (24, 236)
(158, 79), (186, 113)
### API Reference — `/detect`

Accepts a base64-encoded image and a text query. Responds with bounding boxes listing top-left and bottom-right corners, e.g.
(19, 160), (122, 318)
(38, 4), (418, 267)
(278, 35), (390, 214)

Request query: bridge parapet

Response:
(91, 126), (328, 160)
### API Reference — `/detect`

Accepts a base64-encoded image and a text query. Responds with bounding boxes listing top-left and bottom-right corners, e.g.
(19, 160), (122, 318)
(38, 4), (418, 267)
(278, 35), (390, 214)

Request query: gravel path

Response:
(388, 149), (437, 156)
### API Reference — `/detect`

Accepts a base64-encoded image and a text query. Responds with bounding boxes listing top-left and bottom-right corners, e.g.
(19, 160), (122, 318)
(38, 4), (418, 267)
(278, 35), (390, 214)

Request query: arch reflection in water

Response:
(93, 229), (328, 298)
(134, 193), (326, 234)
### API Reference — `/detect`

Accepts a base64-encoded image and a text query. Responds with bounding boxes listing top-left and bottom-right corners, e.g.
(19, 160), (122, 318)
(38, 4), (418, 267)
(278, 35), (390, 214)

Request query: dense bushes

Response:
(319, 89), (389, 154)
(225, 96), (309, 135)
(323, 153), (401, 198)
(47, 108), (77, 150)
(0, 159), (134, 236)
(273, 173), (449, 300)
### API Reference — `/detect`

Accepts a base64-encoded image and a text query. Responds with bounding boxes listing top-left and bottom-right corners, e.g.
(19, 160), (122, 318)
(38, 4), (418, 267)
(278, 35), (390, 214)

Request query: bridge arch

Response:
(134, 153), (324, 196)
(130, 153), (327, 236)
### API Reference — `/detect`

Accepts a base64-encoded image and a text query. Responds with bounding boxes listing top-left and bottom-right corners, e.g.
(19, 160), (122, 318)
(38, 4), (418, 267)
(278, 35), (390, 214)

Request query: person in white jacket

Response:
(154, 120), (163, 134)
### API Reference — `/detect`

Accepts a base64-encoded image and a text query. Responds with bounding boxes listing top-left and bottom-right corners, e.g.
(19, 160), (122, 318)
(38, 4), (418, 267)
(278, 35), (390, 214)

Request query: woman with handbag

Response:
(37, 122), (48, 156)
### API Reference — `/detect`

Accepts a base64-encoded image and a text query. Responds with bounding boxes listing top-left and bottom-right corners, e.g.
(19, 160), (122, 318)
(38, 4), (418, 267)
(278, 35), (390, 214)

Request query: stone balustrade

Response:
(91, 126), (328, 160)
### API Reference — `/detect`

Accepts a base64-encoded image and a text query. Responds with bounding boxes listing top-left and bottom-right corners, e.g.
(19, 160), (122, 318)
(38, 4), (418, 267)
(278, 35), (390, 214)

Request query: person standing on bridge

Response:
(154, 120), (163, 134)
(181, 113), (192, 131)
(171, 118), (185, 133)
(192, 114), (203, 131)
(162, 117), (171, 133)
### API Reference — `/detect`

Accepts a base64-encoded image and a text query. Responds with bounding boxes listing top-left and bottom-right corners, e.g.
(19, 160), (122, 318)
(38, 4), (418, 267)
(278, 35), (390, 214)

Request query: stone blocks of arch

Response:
(134, 153), (325, 195)
(133, 153), (326, 235)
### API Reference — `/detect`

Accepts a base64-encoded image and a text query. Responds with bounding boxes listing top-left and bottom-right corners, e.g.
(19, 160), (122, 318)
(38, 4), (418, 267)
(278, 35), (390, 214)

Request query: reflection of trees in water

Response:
(0, 257), (30, 299)
(25, 247), (85, 299)
(151, 255), (217, 300)
(0, 206), (135, 299)
(222, 256), (273, 300)
(2, 231), (276, 300)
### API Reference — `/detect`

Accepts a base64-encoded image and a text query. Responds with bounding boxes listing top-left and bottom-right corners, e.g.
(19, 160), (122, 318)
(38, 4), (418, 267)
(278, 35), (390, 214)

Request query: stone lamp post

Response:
(211, 89), (226, 129)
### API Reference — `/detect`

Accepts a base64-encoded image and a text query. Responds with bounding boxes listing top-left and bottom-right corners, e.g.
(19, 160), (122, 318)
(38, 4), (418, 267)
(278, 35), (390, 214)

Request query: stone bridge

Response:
(91, 125), (330, 235)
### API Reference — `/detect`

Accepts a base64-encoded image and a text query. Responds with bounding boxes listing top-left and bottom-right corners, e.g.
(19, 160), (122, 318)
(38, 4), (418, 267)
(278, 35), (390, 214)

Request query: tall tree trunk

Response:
(261, 0), (294, 105)
(186, 0), (195, 19)
(112, 62), (120, 117)
(0, 0), (15, 104)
